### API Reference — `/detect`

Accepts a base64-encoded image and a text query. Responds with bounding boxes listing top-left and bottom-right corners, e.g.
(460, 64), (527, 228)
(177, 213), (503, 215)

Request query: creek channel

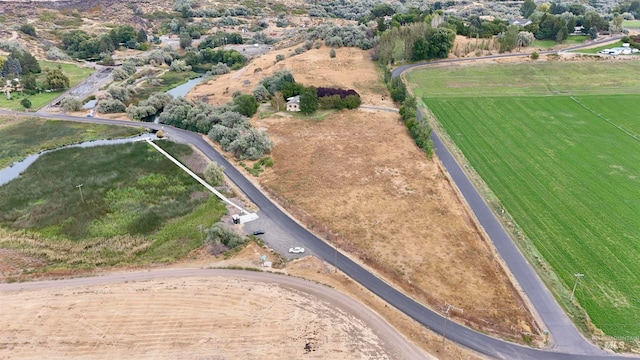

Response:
(0, 133), (157, 187)
(150, 76), (205, 124)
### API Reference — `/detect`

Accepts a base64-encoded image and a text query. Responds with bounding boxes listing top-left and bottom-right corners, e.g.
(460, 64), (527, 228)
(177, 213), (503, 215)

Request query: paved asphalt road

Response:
(2, 41), (636, 359)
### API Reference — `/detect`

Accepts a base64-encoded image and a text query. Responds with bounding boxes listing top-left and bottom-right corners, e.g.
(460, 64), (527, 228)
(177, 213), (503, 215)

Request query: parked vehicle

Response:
(252, 230), (265, 235)
(288, 247), (305, 254)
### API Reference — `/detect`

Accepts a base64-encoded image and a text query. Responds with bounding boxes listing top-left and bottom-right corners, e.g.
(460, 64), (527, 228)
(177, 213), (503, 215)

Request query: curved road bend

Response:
(0, 71), (632, 360)
(0, 268), (430, 360)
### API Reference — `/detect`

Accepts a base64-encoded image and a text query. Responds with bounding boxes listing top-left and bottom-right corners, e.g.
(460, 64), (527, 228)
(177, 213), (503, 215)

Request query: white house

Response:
(509, 18), (532, 27)
(286, 95), (300, 112)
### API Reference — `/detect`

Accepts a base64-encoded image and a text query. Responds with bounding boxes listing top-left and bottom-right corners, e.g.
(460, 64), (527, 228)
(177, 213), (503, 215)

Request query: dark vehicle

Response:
(252, 230), (265, 235)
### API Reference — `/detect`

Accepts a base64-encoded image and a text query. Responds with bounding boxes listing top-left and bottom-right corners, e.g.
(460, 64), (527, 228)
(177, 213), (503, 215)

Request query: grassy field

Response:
(0, 140), (226, 268)
(407, 62), (640, 338)
(623, 19), (640, 28)
(0, 61), (94, 111)
(530, 36), (587, 49)
(408, 61), (640, 98)
(0, 116), (144, 169)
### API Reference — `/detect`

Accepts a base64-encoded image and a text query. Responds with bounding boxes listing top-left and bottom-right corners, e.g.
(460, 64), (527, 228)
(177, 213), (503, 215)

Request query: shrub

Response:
(61, 96), (82, 111)
(107, 85), (135, 102)
(531, 51), (539, 60)
(233, 94), (259, 117)
(252, 84), (270, 102)
(45, 47), (71, 61)
(112, 68), (129, 81)
(275, 54), (285, 63)
(206, 222), (245, 254)
(330, 48), (336, 58)
(204, 162), (225, 186)
(294, 47), (306, 55)
(261, 69), (295, 95)
(20, 98), (32, 109)
(169, 59), (192, 72)
(97, 98), (127, 113)
(209, 62), (230, 75)
(18, 24), (36, 37)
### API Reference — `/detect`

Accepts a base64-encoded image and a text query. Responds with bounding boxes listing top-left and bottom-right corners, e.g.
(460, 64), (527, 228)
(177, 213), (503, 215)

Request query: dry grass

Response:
(207, 46), (543, 343)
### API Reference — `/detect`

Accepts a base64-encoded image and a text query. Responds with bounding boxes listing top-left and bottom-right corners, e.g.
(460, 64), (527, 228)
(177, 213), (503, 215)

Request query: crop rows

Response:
(409, 61), (640, 337)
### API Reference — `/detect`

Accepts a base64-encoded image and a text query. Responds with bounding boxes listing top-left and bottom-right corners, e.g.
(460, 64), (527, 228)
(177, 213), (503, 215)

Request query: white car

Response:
(288, 247), (305, 254)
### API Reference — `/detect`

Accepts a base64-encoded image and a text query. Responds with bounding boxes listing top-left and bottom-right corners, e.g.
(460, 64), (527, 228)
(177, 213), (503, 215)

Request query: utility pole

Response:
(76, 184), (84, 203)
(570, 273), (584, 301)
(198, 224), (204, 242)
(441, 302), (463, 357)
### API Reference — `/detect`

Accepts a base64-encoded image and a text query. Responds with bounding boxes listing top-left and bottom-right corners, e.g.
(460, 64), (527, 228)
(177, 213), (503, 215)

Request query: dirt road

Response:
(0, 268), (431, 360)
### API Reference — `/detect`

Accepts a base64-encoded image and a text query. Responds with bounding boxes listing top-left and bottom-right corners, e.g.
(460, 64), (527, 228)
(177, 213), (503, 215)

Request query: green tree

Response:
(204, 163), (225, 186)
(498, 25), (519, 53)
(1, 57), (22, 78)
(411, 37), (428, 61)
(12, 51), (41, 74)
(179, 32), (193, 49)
(137, 28), (148, 43)
(426, 28), (455, 59)
(20, 98), (32, 109)
(21, 74), (37, 90)
(520, 0), (536, 18)
(42, 67), (70, 90)
(299, 86), (318, 115)
(109, 25), (136, 47)
(233, 94), (259, 117)
(377, 18), (387, 33)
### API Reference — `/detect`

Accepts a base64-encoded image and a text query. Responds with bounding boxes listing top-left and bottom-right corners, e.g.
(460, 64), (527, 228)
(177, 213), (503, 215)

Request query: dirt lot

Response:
(0, 273), (402, 359)
(192, 46), (540, 342)
(0, 242), (482, 360)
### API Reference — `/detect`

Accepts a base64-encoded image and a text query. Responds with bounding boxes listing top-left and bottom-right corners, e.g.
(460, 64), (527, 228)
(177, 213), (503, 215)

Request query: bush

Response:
(169, 59), (192, 72)
(20, 98), (32, 109)
(261, 69), (295, 95)
(45, 47), (71, 61)
(330, 48), (336, 58)
(531, 51), (539, 60)
(97, 98), (127, 113)
(252, 84), (270, 102)
(275, 54), (285, 63)
(209, 62), (230, 75)
(233, 94), (259, 117)
(204, 162), (225, 186)
(206, 222), (245, 253)
(18, 24), (36, 37)
(107, 85), (135, 102)
(61, 96), (82, 111)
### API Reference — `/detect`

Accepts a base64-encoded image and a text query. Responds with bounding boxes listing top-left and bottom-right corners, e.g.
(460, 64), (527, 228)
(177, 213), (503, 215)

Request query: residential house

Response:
(286, 95), (300, 112)
(509, 18), (532, 27)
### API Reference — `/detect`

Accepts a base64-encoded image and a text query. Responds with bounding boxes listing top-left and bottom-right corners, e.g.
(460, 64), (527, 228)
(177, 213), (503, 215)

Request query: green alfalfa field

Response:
(406, 61), (640, 339)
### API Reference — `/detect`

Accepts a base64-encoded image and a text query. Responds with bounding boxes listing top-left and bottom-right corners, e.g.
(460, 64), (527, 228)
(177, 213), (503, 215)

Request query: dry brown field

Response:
(193, 45), (539, 343)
